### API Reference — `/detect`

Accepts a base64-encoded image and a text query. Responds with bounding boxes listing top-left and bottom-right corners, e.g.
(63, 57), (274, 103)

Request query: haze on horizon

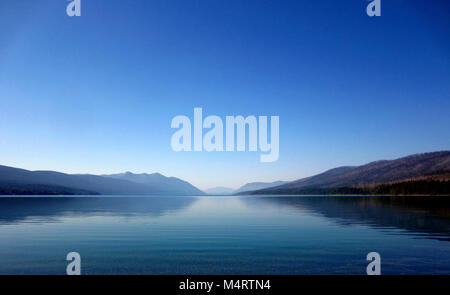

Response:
(0, 1), (449, 190)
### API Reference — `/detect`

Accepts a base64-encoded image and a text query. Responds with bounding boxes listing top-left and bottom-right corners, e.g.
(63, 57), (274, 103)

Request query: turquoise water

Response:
(0, 196), (449, 274)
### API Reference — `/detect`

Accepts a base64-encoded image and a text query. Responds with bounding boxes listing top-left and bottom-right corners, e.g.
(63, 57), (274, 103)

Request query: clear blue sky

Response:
(0, 0), (449, 190)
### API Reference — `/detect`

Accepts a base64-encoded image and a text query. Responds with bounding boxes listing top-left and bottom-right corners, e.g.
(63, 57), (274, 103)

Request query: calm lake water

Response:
(0, 195), (449, 274)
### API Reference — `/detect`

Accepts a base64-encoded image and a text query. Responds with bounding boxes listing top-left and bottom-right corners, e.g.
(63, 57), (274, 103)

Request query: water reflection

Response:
(0, 195), (449, 274)
(0, 196), (198, 223)
(1, 195), (449, 242)
(243, 196), (450, 241)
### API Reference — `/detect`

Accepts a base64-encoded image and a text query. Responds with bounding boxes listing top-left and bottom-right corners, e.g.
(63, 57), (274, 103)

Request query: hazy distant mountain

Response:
(250, 151), (450, 195)
(234, 181), (287, 194)
(204, 187), (235, 195)
(104, 172), (204, 195)
(0, 165), (204, 195)
(206, 181), (289, 195)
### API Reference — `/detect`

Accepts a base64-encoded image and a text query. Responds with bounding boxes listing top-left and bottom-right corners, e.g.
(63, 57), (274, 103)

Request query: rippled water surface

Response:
(0, 195), (449, 274)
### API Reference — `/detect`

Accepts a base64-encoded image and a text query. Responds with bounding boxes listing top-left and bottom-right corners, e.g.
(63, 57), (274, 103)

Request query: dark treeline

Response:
(368, 180), (449, 196)
(250, 180), (450, 196)
(0, 183), (98, 195)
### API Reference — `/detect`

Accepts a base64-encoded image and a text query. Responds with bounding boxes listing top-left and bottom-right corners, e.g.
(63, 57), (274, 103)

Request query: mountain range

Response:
(245, 151), (450, 195)
(0, 151), (448, 196)
(0, 166), (204, 195)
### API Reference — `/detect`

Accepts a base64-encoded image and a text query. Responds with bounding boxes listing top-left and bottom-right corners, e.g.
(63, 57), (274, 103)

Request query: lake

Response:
(0, 195), (449, 274)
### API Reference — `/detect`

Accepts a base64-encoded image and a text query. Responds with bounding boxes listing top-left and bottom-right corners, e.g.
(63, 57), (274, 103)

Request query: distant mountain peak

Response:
(234, 180), (288, 194)
(104, 171), (204, 195)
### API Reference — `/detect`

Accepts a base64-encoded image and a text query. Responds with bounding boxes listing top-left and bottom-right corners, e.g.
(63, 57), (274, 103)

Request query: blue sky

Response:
(0, 0), (449, 190)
